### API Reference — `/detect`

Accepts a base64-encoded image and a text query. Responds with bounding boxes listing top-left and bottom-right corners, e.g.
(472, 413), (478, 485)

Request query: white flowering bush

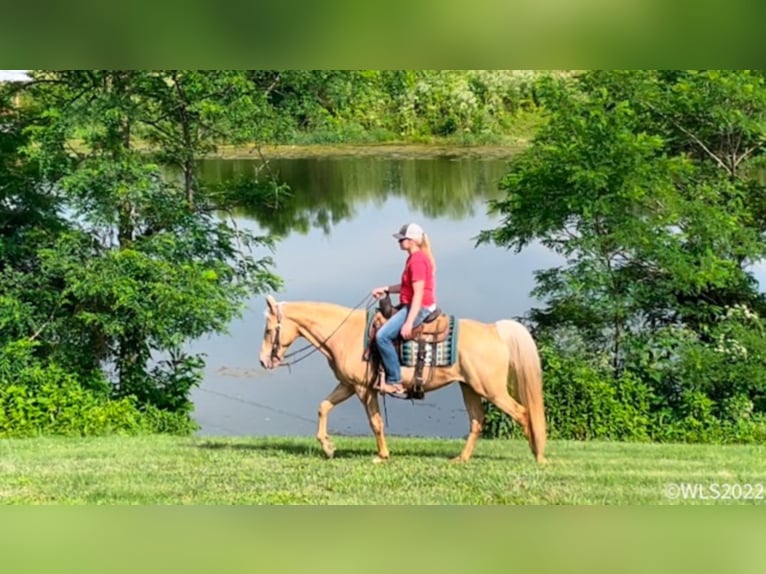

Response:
(396, 70), (544, 139)
(669, 304), (766, 436)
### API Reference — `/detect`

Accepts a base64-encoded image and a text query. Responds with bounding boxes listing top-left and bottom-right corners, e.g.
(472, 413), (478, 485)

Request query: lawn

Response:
(0, 435), (764, 504)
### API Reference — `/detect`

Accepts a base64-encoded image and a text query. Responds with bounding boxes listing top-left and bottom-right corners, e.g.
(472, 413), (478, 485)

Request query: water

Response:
(186, 154), (558, 438)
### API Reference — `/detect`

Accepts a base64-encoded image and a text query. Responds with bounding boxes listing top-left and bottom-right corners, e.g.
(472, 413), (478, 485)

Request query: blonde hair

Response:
(418, 233), (437, 273)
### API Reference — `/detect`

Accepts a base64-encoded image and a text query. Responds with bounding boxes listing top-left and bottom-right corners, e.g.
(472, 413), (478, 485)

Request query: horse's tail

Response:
(495, 320), (546, 463)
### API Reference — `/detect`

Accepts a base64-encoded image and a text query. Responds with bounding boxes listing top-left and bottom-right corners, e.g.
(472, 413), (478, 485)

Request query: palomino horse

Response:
(258, 295), (546, 463)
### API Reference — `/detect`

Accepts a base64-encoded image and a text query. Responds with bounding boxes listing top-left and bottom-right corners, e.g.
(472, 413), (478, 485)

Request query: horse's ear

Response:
(266, 295), (278, 315)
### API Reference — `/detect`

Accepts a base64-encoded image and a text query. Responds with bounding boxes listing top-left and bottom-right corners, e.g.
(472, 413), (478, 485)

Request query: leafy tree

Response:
(244, 70), (542, 143)
(479, 70), (766, 439)
(2, 71), (281, 421)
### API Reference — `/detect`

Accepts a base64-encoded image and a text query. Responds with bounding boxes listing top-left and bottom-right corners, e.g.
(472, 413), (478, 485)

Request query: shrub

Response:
(0, 354), (197, 438)
(483, 346), (653, 441)
(483, 329), (766, 444)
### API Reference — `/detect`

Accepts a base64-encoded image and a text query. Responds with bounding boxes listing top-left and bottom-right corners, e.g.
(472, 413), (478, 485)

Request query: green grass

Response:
(0, 435), (764, 505)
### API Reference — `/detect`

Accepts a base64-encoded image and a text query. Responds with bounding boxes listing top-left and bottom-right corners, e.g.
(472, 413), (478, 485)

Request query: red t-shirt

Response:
(399, 251), (435, 307)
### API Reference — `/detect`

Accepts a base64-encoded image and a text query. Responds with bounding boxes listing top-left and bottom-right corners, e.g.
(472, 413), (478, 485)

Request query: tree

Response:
(3, 71), (282, 419)
(479, 70), (766, 438)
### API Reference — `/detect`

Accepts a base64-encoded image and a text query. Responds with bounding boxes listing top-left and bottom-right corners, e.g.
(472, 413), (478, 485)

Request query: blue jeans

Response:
(375, 305), (432, 383)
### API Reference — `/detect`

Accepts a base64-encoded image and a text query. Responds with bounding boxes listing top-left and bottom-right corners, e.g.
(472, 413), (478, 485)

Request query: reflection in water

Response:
(198, 156), (510, 237)
(189, 154), (564, 440)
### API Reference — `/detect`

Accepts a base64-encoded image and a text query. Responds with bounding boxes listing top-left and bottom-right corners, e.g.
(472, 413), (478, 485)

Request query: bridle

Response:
(268, 293), (377, 369)
(269, 300), (287, 364)
(270, 323), (283, 364)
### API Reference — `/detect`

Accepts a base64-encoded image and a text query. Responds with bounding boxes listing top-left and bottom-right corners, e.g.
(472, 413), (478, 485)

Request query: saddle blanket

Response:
(363, 308), (459, 367)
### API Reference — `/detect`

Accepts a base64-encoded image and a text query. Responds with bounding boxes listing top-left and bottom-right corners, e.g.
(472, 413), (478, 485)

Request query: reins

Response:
(270, 292), (401, 428)
(275, 293), (378, 370)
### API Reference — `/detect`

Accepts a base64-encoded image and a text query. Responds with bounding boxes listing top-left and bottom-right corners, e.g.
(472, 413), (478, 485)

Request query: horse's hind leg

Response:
(317, 382), (355, 458)
(452, 383), (485, 463)
(486, 391), (530, 439)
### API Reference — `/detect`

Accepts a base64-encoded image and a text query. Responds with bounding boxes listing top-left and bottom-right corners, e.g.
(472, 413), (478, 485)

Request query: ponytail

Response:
(419, 233), (437, 274)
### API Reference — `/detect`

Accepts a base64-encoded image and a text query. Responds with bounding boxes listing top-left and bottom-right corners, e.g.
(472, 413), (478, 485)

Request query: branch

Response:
(733, 143), (763, 170)
(6, 78), (67, 97)
(223, 207), (252, 276)
(673, 120), (731, 175)
(141, 118), (180, 142)
(264, 72), (281, 96)
(643, 100), (732, 175)
(28, 304), (60, 342)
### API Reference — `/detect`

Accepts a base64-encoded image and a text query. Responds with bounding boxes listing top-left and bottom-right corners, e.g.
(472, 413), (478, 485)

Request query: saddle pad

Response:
(364, 309), (459, 367)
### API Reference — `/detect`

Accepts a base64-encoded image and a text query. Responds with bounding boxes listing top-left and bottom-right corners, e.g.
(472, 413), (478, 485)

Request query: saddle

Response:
(365, 294), (455, 400)
(376, 294), (451, 343)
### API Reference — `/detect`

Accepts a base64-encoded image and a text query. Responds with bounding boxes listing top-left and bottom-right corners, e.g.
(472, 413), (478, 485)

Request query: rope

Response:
(270, 292), (393, 428)
(279, 293), (377, 368)
(197, 387), (317, 426)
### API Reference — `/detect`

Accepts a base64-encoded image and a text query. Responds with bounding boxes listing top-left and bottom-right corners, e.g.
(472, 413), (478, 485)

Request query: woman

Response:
(371, 223), (437, 398)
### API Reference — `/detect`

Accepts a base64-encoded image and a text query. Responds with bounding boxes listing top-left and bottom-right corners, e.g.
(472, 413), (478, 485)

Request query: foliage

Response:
(479, 70), (766, 442)
(10, 69), (766, 443)
(0, 342), (192, 437)
(484, 326), (766, 443)
(1, 71), (283, 434)
(247, 70), (544, 144)
(397, 70), (540, 141)
(484, 342), (653, 442)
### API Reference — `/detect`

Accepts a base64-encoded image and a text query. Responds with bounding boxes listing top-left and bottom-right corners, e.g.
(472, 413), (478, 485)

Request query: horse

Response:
(258, 294), (546, 464)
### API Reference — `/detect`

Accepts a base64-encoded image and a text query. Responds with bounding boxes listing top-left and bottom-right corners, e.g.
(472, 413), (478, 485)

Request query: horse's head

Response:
(259, 295), (300, 370)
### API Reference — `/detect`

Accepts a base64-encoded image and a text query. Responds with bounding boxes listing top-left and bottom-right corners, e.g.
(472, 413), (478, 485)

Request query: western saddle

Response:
(367, 294), (452, 399)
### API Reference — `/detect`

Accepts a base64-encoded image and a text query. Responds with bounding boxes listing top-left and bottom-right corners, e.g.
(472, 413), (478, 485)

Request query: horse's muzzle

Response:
(260, 356), (280, 370)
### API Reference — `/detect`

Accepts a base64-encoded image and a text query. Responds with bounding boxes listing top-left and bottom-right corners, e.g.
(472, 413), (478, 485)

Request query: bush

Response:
(0, 356), (197, 438)
(619, 310), (766, 444)
(482, 328), (766, 444)
(483, 345), (653, 441)
(539, 346), (653, 441)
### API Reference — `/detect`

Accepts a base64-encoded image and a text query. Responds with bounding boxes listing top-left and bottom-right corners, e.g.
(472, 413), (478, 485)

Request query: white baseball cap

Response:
(392, 223), (424, 242)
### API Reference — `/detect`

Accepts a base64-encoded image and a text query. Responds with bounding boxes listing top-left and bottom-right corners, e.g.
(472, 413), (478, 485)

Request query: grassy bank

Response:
(0, 435), (764, 504)
(211, 141), (527, 160)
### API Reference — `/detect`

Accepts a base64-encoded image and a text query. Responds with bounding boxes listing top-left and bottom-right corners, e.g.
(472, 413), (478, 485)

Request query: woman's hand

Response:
(400, 320), (414, 340)
(371, 286), (388, 299)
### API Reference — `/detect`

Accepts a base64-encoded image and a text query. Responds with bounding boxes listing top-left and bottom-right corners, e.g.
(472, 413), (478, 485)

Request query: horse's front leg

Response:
(317, 382), (355, 458)
(358, 387), (390, 463)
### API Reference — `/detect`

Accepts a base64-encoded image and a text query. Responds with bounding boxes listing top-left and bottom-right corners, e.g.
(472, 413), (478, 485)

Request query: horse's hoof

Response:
(450, 455), (469, 464)
(372, 455), (389, 464)
(322, 444), (336, 459)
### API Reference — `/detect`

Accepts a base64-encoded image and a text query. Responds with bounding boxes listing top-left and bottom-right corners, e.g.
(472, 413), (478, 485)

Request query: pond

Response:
(185, 152), (564, 439)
